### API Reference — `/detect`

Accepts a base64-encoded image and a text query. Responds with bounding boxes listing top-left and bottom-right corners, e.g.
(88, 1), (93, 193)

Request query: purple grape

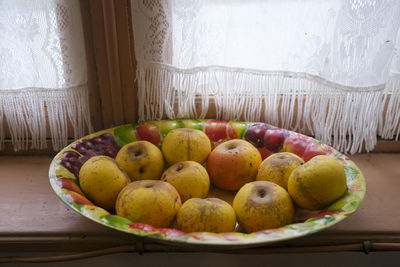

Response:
(63, 151), (79, 158)
(66, 157), (78, 164)
(90, 136), (103, 144)
(83, 141), (94, 149)
(60, 134), (121, 179)
(59, 158), (71, 168)
(100, 133), (115, 142)
(78, 155), (90, 166)
(71, 142), (83, 152)
(59, 158), (80, 178)
(103, 149), (116, 157)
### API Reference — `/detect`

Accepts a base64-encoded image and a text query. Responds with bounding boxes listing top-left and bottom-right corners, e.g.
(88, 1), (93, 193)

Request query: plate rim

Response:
(48, 119), (366, 248)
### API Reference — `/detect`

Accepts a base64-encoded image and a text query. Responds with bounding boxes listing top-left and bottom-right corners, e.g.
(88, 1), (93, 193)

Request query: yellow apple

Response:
(79, 155), (131, 211)
(115, 180), (181, 228)
(115, 141), (164, 181)
(176, 198), (236, 233)
(162, 128), (211, 165)
(288, 155), (347, 210)
(233, 181), (295, 233)
(256, 152), (304, 190)
(161, 161), (210, 202)
(207, 139), (262, 190)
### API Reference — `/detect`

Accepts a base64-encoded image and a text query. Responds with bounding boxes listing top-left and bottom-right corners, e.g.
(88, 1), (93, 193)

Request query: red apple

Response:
(244, 123), (271, 148)
(302, 143), (334, 162)
(205, 120), (237, 145)
(263, 128), (290, 153)
(207, 139), (262, 190)
(135, 122), (161, 146)
(283, 133), (314, 158)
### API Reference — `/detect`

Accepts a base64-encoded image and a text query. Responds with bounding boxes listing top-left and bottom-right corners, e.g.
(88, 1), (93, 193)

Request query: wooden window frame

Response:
(81, 0), (138, 130)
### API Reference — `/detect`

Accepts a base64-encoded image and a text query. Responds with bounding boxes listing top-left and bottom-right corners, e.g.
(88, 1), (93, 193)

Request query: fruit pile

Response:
(59, 120), (347, 234)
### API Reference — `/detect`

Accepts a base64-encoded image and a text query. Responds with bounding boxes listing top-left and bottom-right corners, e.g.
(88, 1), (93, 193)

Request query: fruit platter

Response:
(49, 119), (366, 248)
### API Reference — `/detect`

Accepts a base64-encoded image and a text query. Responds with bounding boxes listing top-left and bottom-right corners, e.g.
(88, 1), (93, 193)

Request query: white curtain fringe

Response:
(136, 63), (400, 154)
(0, 85), (92, 152)
(380, 77), (400, 141)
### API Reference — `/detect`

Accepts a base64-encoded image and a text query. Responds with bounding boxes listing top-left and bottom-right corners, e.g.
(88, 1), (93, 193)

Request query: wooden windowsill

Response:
(0, 153), (400, 260)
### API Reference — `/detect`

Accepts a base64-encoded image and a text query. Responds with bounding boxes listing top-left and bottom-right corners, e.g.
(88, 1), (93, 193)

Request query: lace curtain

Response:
(131, 0), (400, 154)
(0, 0), (92, 151)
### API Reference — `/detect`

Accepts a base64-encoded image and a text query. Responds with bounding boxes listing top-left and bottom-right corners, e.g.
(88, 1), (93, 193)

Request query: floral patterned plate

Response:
(49, 119), (366, 248)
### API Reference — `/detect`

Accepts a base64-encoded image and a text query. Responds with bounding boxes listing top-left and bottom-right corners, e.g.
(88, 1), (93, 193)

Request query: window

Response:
(1, 0), (399, 154)
(131, 0), (400, 154)
(0, 0), (92, 152)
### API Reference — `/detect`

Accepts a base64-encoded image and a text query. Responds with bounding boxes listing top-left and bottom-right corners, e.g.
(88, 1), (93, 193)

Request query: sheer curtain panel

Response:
(0, 0), (92, 151)
(131, 0), (400, 154)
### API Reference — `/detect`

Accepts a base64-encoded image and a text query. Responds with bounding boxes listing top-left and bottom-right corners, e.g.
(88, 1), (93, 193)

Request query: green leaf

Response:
(114, 124), (138, 148)
(306, 214), (336, 225)
(343, 165), (360, 184)
(284, 222), (318, 233)
(101, 215), (132, 229)
(159, 120), (185, 138)
(182, 119), (204, 131)
(326, 191), (361, 213)
(70, 202), (84, 212)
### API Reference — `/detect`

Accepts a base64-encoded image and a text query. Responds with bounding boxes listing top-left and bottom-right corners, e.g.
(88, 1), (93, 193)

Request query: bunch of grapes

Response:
(59, 133), (120, 179)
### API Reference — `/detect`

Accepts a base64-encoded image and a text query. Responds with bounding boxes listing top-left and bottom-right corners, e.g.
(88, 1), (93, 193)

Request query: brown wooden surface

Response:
(115, 0), (138, 124)
(0, 153), (400, 253)
(80, 0), (104, 131)
(83, 0), (138, 130)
